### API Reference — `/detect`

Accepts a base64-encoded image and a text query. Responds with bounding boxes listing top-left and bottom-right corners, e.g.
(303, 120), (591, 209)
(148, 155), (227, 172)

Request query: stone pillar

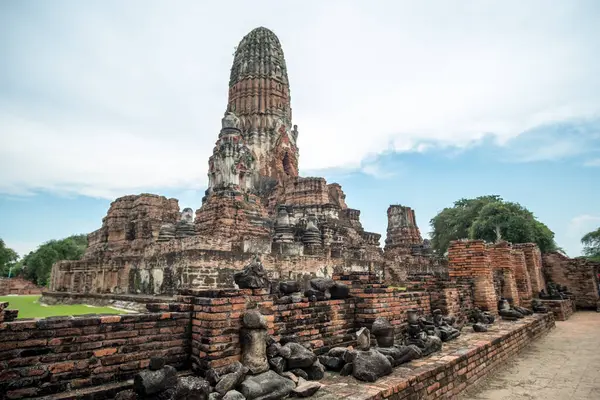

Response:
(448, 240), (498, 313)
(511, 250), (533, 308)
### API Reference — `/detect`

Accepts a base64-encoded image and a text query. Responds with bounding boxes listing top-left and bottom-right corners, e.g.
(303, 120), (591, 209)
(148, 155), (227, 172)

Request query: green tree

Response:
(430, 196), (558, 254)
(581, 227), (600, 260)
(22, 234), (88, 286)
(0, 239), (19, 277)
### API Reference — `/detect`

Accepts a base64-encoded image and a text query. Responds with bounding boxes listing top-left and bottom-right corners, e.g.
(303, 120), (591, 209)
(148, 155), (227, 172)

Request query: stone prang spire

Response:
(206, 27), (299, 196)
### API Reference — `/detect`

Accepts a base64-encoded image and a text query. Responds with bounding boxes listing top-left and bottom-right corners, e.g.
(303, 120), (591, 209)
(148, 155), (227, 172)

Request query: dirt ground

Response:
(461, 311), (600, 400)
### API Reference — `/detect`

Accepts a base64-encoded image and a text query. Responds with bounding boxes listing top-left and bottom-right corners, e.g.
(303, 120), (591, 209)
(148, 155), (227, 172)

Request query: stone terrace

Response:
(311, 314), (555, 399)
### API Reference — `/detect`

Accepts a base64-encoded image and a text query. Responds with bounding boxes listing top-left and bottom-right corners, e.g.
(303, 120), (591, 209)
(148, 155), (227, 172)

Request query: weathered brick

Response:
(94, 348), (118, 357)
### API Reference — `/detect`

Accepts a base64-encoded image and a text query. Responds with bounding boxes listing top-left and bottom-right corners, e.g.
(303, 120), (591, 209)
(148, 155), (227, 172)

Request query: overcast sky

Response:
(1, 0), (599, 257)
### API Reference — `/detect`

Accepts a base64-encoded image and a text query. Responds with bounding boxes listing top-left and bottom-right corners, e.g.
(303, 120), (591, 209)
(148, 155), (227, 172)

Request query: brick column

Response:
(488, 242), (520, 305)
(187, 289), (273, 374)
(511, 250), (533, 307)
(514, 243), (545, 295)
(448, 240), (498, 313)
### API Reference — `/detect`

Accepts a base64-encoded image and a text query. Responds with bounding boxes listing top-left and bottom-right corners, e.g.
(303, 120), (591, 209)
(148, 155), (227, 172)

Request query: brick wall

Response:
(274, 298), (355, 353)
(448, 240), (497, 313)
(334, 272), (431, 336)
(543, 252), (600, 309)
(404, 275), (473, 321)
(539, 299), (575, 321)
(0, 312), (191, 399)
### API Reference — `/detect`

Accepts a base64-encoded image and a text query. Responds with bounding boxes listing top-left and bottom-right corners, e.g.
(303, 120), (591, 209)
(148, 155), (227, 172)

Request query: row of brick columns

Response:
(448, 240), (544, 313)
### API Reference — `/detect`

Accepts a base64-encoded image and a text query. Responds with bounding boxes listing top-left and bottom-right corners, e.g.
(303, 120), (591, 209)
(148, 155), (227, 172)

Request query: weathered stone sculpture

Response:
(304, 278), (349, 301)
(404, 309), (442, 356)
(513, 304), (533, 316)
(468, 307), (495, 325)
(133, 357), (178, 398)
(531, 298), (550, 313)
(302, 215), (322, 248)
(239, 370), (296, 400)
(376, 345), (422, 367)
(432, 309), (461, 342)
(473, 323), (488, 332)
(157, 223), (176, 242)
(371, 317), (394, 347)
(498, 298), (524, 320)
(356, 327), (371, 350)
(175, 207), (196, 238)
(279, 280), (300, 295)
(540, 282), (565, 300)
(234, 255), (270, 289)
(241, 310), (269, 374)
(273, 205), (295, 244)
(351, 349), (393, 382)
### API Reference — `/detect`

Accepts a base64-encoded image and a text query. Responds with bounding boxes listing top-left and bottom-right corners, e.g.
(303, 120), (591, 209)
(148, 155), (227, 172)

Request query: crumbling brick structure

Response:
(514, 243), (546, 294)
(448, 240), (498, 313)
(0, 278), (43, 296)
(511, 249), (533, 308)
(488, 242), (520, 305)
(542, 252), (600, 309)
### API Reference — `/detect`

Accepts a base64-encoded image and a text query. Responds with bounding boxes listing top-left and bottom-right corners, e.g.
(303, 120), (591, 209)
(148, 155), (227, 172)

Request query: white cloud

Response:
(1, 0), (600, 197)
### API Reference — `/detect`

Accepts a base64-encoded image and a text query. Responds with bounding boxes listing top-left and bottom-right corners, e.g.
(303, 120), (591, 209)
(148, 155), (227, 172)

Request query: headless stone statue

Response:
(540, 283), (565, 300)
(240, 310), (269, 374)
(468, 307), (495, 325)
(531, 299), (550, 314)
(371, 317), (394, 347)
(404, 309), (442, 357)
(234, 255), (270, 289)
(498, 298), (524, 321)
(432, 309), (461, 342)
(512, 305), (533, 316)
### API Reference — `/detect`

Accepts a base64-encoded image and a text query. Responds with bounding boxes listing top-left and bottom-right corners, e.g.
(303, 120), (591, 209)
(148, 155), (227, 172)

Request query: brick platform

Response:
(312, 313), (555, 400)
(540, 298), (575, 321)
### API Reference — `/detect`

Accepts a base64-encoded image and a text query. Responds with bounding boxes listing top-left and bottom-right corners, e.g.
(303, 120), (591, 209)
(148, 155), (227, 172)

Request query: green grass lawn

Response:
(0, 295), (126, 319)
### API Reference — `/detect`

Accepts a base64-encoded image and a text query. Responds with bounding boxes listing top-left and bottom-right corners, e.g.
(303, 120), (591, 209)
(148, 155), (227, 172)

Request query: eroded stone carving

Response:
(532, 298), (550, 313)
(404, 309), (442, 356)
(371, 317), (394, 347)
(498, 298), (525, 321)
(240, 310), (269, 374)
(234, 255), (270, 289)
(432, 309), (461, 342)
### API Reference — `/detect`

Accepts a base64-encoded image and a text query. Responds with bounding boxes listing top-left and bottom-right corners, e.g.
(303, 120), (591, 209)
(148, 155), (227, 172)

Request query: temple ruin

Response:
(2, 27), (598, 400)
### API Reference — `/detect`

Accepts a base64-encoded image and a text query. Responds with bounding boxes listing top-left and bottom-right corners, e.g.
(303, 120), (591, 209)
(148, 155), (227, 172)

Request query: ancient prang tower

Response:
(49, 27), (432, 295)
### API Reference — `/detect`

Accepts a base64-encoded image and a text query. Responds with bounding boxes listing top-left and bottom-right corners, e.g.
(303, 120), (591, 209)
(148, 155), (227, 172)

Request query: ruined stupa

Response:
(49, 27), (431, 295)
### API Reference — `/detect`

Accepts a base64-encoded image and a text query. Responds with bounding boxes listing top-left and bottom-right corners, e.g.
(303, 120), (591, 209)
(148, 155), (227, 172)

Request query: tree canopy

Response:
(0, 239), (19, 277)
(21, 234), (88, 286)
(581, 227), (600, 260)
(429, 195), (558, 254)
